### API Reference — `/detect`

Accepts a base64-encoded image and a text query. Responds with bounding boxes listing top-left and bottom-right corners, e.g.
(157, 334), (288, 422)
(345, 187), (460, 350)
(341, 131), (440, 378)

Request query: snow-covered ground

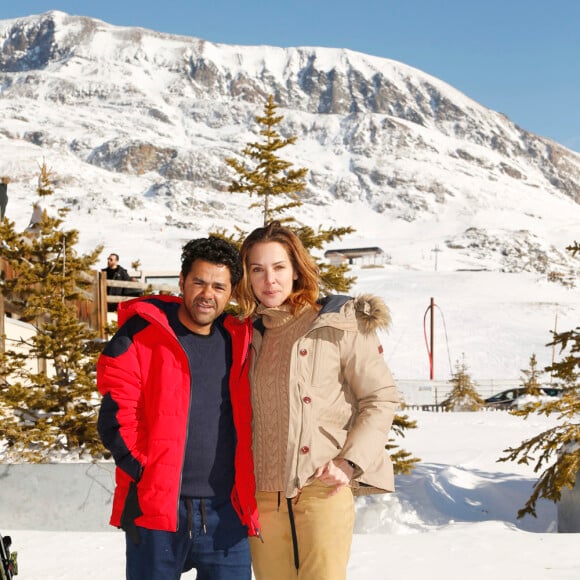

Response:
(5, 411), (580, 579)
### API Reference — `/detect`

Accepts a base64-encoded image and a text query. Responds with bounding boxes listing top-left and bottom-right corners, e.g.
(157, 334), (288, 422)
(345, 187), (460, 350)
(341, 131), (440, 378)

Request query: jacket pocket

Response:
(318, 425), (347, 450)
(308, 337), (341, 389)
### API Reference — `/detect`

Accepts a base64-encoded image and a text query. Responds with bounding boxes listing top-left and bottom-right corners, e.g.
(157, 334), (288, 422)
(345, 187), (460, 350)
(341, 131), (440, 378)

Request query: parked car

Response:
(484, 387), (562, 409)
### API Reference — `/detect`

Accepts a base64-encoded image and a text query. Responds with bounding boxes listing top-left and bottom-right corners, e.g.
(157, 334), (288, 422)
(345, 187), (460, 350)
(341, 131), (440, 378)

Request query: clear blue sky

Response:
(3, 1), (580, 152)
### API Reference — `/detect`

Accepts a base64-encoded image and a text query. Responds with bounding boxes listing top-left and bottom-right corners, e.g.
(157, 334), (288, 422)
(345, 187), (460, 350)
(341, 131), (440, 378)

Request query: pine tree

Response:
(519, 353), (543, 397)
(387, 413), (421, 475)
(499, 334), (580, 518)
(226, 95), (306, 227)
(0, 162), (104, 461)
(35, 160), (54, 198)
(442, 355), (484, 411)
(498, 241), (580, 518)
(221, 94), (356, 292)
(566, 241), (580, 256)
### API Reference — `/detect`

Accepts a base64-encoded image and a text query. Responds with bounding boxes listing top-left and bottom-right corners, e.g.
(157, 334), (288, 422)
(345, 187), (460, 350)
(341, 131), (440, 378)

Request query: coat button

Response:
(303, 396), (311, 404)
(300, 446), (310, 454)
(299, 348), (308, 356)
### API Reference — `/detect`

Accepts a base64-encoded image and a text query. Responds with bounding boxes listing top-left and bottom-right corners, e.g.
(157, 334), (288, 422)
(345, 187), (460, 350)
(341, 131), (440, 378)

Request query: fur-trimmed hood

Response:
(310, 293), (392, 336)
(352, 293), (391, 334)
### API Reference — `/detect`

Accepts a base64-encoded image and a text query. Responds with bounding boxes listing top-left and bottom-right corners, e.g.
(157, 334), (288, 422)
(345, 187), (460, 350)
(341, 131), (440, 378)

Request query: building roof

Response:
(324, 246), (384, 258)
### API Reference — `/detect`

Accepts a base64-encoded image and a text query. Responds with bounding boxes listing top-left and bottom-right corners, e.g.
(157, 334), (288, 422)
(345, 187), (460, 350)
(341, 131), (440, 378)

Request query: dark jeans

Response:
(126, 496), (251, 580)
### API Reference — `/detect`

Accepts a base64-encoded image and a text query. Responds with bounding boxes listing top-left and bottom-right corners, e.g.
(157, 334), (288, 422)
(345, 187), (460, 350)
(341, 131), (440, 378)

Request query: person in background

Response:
(97, 236), (260, 580)
(236, 221), (400, 580)
(0, 177), (8, 219)
(102, 253), (132, 312)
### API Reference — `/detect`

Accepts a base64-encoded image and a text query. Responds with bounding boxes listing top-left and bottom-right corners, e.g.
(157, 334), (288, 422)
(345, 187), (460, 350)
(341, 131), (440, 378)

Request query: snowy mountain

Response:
(1, 10), (580, 273)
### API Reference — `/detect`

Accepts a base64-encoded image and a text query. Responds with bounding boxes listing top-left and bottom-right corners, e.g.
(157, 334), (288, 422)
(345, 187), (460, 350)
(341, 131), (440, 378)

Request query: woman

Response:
(237, 221), (400, 580)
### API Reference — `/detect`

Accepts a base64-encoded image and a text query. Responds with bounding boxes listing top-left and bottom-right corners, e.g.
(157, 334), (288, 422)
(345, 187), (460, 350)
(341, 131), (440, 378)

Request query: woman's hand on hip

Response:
(314, 458), (354, 496)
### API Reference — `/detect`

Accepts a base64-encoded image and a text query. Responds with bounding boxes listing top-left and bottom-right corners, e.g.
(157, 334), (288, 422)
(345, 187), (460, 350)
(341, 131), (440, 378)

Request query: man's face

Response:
(107, 255), (119, 269)
(178, 259), (233, 335)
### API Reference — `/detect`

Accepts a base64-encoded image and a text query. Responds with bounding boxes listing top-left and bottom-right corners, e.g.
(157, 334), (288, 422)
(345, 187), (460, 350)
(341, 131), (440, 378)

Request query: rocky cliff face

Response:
(1, 11), (579, 275)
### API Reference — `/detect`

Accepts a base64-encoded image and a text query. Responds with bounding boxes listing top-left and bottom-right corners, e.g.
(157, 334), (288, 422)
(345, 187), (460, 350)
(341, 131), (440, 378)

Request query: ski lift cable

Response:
(423, 305), (433, 378)
(434, 303), (454, 377)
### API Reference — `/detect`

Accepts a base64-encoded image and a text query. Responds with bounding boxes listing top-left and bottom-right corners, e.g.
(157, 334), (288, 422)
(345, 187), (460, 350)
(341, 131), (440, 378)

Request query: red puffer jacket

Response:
(97, 295), (260, 536)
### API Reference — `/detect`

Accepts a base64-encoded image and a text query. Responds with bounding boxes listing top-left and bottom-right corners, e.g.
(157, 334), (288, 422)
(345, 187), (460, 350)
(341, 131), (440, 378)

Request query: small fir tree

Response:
(519, 353), (543, 399)
(567, 241), (580, 256)
(442, 355), (484, 412)
(0, 162), (104, 461)
(36, 160), (54, 198)
(387, 413), (421, 475)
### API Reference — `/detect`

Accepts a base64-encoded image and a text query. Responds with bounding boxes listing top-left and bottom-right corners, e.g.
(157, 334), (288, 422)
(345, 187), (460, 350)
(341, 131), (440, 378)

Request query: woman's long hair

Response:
(236, 221), (320, 318)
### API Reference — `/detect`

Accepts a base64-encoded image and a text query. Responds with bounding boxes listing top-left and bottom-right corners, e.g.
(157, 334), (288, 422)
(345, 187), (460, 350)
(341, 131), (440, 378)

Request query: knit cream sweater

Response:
(251, 304), (318, 492)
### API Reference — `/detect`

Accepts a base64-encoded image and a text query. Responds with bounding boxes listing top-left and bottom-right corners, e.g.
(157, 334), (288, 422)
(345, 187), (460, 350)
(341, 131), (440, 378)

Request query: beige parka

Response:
(251, 293), (400, 499)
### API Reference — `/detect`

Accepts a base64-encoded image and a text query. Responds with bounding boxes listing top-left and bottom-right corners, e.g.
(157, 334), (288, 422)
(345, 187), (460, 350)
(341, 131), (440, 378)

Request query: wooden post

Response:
(0, 282), (5, 355)
(0, 258), (6, 388)
(0, 258), (5, 354)
(98, 271), (108, 339)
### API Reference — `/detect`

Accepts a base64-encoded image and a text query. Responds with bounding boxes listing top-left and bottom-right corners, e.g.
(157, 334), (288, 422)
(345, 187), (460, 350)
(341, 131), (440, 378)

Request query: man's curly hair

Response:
(181, 236), (242, 287)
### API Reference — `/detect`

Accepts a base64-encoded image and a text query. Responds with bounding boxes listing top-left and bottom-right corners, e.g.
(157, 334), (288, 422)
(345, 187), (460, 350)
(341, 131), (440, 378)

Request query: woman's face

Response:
(247, 241), (298, 308)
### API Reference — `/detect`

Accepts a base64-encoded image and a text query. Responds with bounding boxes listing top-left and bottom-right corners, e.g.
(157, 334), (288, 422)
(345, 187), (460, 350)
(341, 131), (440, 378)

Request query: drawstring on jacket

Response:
(185, 498), (208, 539)
(185, 498), (193, 539)
(200, 498), (207, 534)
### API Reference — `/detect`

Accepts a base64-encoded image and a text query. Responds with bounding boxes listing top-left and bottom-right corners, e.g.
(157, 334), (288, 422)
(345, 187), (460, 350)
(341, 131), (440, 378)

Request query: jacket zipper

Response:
(176, 337), (191, 532)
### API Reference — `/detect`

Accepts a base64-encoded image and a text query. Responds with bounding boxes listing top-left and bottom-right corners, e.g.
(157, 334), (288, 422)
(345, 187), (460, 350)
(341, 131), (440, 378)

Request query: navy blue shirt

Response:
(167, 304), (236, 498)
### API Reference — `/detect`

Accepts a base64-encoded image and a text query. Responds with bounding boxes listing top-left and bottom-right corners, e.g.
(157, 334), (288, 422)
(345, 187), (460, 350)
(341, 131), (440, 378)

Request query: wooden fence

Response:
(94, 272), (179, 337)
(0, 258), (179, 344)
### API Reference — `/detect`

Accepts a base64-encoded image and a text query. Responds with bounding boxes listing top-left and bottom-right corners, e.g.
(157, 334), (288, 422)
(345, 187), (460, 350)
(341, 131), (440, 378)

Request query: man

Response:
(97, 237), (260, 580)
(101, 253), (132, 311)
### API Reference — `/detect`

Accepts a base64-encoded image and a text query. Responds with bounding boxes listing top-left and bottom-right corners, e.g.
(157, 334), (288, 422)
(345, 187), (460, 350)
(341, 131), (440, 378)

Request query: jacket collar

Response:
(118, 295), (249, 342)
(117, 295), (181, 329)
(253, 293), (390, 336)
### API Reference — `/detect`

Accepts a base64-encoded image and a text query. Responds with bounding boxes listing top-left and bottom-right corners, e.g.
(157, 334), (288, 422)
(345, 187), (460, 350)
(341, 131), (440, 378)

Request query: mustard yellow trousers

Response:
(250, 481), (355, 580)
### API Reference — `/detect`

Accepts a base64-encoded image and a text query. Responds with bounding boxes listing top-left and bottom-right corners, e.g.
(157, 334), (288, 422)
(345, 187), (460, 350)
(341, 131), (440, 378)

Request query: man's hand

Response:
(313, 458), (355, 496)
